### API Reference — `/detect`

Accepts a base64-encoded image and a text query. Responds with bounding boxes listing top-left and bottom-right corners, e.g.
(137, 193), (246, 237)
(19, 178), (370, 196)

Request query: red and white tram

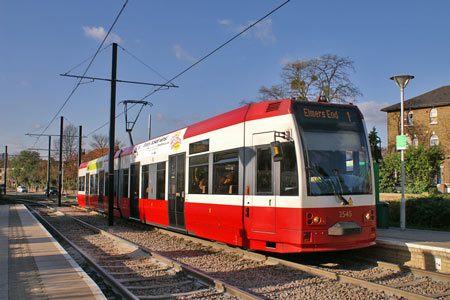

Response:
(78, 99), (376, 253)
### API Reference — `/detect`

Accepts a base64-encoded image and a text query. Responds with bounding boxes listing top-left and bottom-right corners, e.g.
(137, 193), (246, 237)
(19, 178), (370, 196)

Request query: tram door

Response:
(98, 171), (105, 211)
(129, 163), (140, 219)
(245, 132), (277, 235)
(85, 173), (90, 208)
(168, 153), (186, 230)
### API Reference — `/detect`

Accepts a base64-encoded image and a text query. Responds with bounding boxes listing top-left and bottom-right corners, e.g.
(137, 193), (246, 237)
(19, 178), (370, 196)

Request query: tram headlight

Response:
(363, 209), (375, 222)
(306, 212), (325, 225)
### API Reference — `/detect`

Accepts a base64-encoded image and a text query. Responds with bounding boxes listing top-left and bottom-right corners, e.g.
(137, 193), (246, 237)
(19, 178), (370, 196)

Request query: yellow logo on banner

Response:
(87, 159), (103, 171)
(170, 131), (183, 151)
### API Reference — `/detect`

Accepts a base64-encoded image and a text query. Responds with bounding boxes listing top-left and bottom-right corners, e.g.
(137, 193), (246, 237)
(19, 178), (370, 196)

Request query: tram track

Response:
(22, 201), (260, 300)
(6, 195), (450, 299)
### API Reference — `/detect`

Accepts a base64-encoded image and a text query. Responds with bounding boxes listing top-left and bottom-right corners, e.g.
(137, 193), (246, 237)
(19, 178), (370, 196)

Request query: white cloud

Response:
(253, 19), (276, 43)
(173, 44), (196, 62)
(357, 101), (389, 126)
(218, 19), (231, 25)
(219, 18), (276, 43)
(280, 55), (293, 66)
(20, 80), (31, 87)
(82, 26), (122, 43)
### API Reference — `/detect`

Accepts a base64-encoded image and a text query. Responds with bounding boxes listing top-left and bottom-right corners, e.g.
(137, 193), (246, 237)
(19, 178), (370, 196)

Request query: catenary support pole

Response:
(58, 116), (63, 207)
(148, 114), (151, 140)
(47, 136), (51, 198)
(78, 126), (82, 167)
(4, 145), (7, 195)
(108, 43), (118, 226)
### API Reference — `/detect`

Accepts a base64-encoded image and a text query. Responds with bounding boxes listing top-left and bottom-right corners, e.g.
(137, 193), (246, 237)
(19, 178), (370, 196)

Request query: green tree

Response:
(10, 151), (42, 188)
(258, 54), (362, 103)
(368, 126), (382, 163)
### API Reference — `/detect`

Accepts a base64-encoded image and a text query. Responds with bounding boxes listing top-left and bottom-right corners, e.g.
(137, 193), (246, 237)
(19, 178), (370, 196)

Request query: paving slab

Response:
(1, 204), (106, 300)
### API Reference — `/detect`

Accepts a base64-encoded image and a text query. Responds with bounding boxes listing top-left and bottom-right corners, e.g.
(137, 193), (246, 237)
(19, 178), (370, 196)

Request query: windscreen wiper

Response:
(309, 166), (349, 206)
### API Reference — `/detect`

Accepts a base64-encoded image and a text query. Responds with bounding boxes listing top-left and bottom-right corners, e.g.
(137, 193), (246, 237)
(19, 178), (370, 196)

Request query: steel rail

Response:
(68, 213), (263, 300)
(144, 223), (440, 300)
(28, 205), (139, 300)
(13, 197), (444, 300)
(375, 260), (450, 283)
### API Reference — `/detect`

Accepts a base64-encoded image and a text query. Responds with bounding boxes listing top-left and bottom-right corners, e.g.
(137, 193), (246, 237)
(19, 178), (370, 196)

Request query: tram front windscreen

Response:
(293, 102), (373, 197)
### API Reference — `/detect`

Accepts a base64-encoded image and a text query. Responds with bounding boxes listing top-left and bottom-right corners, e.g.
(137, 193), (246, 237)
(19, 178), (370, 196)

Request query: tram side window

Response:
(256, 147), (272, 194)
(189, 154), (209, 194)
(90, 174), (95, 195)
(99, 171), (105, 195)
(142, 165), (149, 199)
(280, 142), (298, 196)
(213, 149), (239, 195)
(78, 176), (85, 191)
(120, 169), (129, 198)
(114, 170), (119, 198)
(105, 173), (109, 196)
(86, 174), (90, 194)
(94, 174), (99, 194)
(156, 162), (166, 200)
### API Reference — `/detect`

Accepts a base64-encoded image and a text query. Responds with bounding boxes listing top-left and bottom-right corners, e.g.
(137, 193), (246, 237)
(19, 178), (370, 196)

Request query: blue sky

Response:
(2, 0), (450, 155)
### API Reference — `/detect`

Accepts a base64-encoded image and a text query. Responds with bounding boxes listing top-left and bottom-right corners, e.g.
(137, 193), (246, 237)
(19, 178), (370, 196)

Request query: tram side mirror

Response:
(270, 141), (284, 162)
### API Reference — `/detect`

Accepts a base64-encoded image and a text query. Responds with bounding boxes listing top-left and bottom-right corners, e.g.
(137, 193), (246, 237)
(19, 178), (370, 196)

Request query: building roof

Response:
(381, 85), (450, 112)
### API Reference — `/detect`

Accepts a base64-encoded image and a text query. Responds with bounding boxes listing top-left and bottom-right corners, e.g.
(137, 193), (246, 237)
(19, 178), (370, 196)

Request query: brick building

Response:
(381, 85), (450, 192)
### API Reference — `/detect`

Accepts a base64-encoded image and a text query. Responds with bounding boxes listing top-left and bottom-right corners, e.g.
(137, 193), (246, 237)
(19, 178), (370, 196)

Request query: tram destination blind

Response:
(295, 103), (361, 126)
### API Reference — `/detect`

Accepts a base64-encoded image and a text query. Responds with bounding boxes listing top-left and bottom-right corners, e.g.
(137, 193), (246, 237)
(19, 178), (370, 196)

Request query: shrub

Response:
(379, 145), (444, 194)
(386, 195), (450, 231)
(379, 153), (400, 193)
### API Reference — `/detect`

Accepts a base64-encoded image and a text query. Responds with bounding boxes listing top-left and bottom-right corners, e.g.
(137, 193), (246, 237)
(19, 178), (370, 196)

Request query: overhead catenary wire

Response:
(32, 0), (129, 148)
(139, 0), (291, 101)
(85, 0), (291, 137)
(118, 45), (174, 85)
(63, 44), (112, 77)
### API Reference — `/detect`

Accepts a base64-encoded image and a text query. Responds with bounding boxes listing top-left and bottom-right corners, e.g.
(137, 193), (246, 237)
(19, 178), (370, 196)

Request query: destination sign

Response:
(293, 102), (361, 126)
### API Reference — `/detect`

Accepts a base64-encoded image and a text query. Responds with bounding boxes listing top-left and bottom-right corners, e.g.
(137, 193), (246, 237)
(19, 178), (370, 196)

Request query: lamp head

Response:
(390, 75), (414, 89)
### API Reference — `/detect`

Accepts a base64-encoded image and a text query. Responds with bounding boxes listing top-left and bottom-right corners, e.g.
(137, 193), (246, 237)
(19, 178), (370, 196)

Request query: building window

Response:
(430, 108), (437, 124)
(413, 135), (419, 147)
(189, 154), (208, 194)
(213, 149), (239, 195)
(407, 111), (413, 125)
(406, 135), (412, 146)
(430, 132), (439, 146)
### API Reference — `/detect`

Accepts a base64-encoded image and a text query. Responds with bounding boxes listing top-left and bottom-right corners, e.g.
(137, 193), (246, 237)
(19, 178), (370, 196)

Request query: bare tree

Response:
(258, 54), (362, 103)
(53, 124), (80, 191)
(89, 134), (124, 156)
(90, 134), (109, 156)
(53, 124), (79, 162)
(313, 54), (362, 103)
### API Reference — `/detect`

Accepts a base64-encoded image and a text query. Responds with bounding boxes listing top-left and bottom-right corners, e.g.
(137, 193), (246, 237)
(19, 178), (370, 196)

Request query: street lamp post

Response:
(390, 75), (414, 231)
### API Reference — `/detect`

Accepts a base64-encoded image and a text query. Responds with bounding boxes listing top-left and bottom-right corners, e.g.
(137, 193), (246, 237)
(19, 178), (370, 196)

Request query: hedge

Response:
(386, 195), (450, 231)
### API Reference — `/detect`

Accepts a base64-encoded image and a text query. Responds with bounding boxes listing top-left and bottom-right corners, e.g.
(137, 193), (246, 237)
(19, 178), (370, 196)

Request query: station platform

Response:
(0, 204), (106, 300)
(363, 227), (450, 274)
